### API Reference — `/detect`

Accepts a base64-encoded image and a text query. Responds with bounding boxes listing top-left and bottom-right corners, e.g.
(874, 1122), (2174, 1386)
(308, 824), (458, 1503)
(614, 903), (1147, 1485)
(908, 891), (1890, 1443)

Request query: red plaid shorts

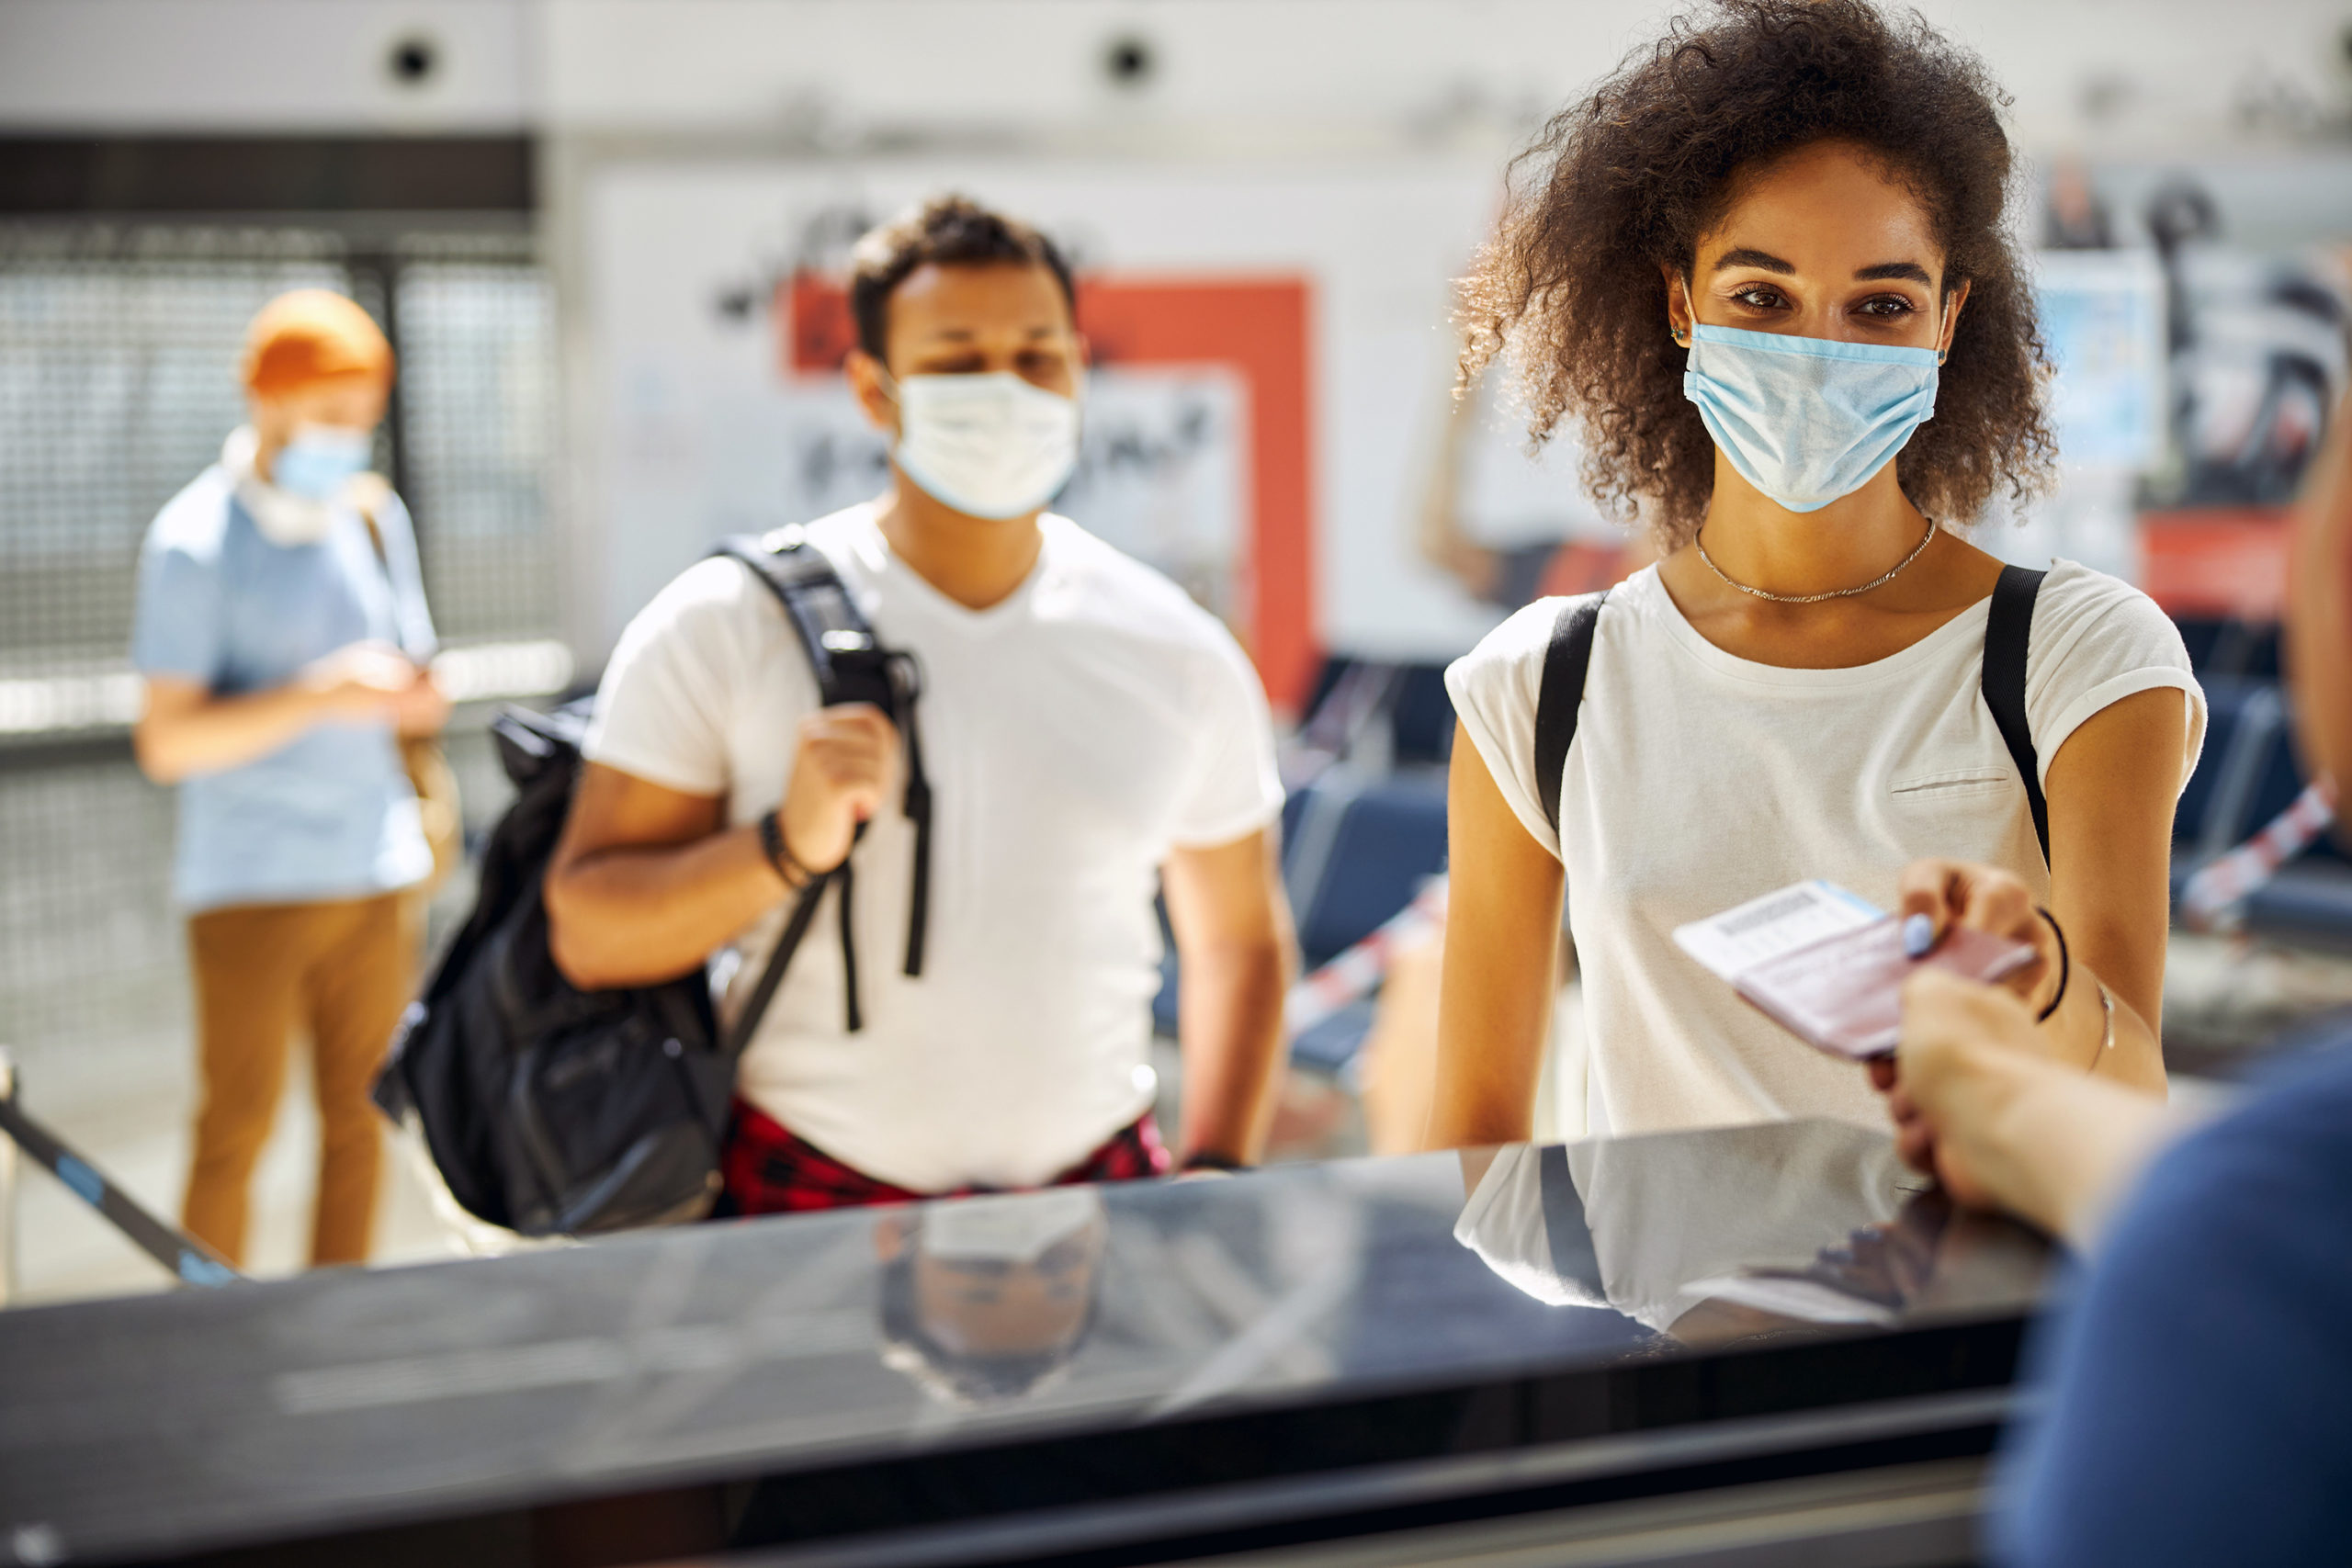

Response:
(718, 1100), (1173, 1216)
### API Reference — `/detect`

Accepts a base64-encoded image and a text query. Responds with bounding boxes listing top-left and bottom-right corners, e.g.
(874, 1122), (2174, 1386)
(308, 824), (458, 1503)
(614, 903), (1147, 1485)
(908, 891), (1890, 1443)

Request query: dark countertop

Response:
(0, 1118), (2052, 1567)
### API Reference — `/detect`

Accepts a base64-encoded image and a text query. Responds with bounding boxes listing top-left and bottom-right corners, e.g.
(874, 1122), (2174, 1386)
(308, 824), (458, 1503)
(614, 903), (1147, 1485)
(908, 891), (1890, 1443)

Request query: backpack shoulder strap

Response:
(1534, 590), (1609, 839)
(715, 528), (893, 710)
(1982, 564), (2050, 868)
(708, 530), (933, 1038)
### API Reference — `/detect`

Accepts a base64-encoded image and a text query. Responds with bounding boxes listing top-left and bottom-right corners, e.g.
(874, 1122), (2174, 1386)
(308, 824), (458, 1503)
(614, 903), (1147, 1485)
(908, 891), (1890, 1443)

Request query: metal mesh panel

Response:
(0, 751), (186, 1052)
(395, 257), (558, 640)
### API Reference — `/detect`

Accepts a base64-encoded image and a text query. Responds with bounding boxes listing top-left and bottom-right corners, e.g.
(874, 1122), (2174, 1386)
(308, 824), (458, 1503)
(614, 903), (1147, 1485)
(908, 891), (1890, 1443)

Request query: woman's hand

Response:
(1894, 858), (2060, 1014)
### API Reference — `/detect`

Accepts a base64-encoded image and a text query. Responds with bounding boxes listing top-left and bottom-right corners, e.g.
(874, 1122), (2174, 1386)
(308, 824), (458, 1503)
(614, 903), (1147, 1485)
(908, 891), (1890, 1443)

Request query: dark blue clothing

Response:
(1997, 1041), (2352, 1566)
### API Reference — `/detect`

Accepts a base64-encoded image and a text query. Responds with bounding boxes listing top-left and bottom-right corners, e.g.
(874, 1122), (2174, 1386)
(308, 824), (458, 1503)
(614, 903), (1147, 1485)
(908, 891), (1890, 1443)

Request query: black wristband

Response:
(1181, 1151), (1247, 1174)
(2033, 906), (2070, 1024)
(758, 808), (811, 890)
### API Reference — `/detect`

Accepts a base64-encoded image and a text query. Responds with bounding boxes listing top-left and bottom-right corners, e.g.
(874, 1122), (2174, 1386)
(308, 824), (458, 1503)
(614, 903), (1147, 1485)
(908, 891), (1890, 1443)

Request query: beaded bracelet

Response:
(757, 808), (816, 891)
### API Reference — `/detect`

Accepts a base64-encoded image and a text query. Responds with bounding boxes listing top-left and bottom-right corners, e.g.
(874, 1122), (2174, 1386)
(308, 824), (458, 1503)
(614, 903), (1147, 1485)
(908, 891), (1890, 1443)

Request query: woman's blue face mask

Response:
(1681, 321), (1941, 513)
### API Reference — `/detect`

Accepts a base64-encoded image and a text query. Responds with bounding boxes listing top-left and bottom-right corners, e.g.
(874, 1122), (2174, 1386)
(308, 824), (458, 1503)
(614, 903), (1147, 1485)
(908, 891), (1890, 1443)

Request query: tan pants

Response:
(182, 892), (415, 1268)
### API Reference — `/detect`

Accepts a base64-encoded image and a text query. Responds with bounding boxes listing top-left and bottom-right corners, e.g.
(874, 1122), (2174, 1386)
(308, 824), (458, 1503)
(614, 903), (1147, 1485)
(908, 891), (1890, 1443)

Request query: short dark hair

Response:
(1459, 0), (2055, 546)
(848, 194), (1078, 362)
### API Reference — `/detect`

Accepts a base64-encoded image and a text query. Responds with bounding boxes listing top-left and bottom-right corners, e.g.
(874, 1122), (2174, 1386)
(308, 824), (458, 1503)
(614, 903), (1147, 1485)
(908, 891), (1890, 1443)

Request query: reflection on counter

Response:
(0, 1118), (2054, 1566)
(1453, 1120), (2049, 1351)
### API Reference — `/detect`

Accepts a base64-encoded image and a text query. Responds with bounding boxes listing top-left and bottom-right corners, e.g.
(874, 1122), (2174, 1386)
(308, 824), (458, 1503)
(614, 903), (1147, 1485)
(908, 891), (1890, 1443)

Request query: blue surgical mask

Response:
(269, 423), (374, 504)
(1682, 323), (1939, 513)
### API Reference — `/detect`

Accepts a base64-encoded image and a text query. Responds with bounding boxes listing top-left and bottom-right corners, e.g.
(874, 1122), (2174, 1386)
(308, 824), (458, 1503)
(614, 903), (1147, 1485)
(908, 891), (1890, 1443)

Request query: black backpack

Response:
(372, 527), (931, 1236)
(1532, 563), (2052, 863)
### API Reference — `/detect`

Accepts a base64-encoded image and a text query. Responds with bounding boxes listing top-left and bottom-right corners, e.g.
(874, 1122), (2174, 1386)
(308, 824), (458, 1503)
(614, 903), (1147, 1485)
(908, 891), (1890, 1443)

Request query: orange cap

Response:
(240, 289), (394, 397)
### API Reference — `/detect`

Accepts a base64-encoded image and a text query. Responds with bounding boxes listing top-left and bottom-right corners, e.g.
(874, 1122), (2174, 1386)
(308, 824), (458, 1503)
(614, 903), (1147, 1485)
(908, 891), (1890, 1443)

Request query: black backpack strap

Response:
(714, 529), (934, 1035)
(1534, 590), (1609, 839)
(1982, 564), (2050, 868)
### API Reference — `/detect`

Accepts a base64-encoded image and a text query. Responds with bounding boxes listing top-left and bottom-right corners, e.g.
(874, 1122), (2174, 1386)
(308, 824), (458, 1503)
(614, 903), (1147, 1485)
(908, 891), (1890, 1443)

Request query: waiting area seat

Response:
(2170, 663), (2352, 945)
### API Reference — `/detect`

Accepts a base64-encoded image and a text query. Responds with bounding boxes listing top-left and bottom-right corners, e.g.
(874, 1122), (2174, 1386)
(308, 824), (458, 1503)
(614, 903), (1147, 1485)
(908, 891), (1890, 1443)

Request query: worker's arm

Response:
(133, 644), (441, 784)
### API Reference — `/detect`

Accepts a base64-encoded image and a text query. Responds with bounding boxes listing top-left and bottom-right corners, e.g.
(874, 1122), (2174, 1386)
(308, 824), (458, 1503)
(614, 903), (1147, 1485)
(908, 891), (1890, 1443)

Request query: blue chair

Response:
(2173, 677), (2352, 946)
(1152, 772), (1450, 1076)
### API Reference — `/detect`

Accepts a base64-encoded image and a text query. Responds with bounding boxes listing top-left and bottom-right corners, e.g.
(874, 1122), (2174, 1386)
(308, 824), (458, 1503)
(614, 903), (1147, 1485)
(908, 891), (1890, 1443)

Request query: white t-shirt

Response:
(1445, 560), (2206, 1138)
(585, 505), (1283, 1191)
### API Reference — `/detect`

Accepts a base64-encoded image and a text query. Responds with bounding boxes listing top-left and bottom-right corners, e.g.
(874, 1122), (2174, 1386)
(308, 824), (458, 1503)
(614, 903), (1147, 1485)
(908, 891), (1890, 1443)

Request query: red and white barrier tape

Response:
(1284, 876), (1449, 1038)
(2180, 779), (2339, 933)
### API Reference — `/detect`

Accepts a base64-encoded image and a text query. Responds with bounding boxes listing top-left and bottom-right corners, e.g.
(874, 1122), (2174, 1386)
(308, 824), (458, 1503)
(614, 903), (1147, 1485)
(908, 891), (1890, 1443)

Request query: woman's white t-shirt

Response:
(584, 505), (1283, 1192)
(1445, 560), (2206, 1138)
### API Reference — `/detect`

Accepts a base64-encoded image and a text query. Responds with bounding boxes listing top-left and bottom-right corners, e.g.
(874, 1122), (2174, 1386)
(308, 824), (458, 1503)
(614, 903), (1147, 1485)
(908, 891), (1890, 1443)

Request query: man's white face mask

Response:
(887, 369), (1081, 522)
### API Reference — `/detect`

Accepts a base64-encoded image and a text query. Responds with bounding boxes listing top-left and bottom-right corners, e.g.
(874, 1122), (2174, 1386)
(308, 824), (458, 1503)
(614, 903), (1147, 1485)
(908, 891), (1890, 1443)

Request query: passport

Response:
(1674, 880), (2037, 1060)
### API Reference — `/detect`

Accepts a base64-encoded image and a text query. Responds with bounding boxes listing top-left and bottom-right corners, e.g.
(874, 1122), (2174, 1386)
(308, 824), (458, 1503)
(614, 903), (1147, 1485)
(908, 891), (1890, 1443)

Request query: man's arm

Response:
(544, 705), (896, 989)
(1161, 826), (1295, 1168)
(134, 645), (441, 784)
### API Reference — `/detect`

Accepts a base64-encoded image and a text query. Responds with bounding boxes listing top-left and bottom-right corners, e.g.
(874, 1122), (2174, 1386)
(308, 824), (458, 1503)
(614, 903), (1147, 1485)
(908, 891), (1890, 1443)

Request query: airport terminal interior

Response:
(4, 2), (2352, 1564)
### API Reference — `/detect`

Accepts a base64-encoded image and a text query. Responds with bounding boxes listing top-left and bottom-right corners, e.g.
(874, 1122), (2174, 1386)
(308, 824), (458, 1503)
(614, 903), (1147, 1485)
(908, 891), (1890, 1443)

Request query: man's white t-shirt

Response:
(584, 505), (1283, 1192)
(1446, 559), (2206, 1139)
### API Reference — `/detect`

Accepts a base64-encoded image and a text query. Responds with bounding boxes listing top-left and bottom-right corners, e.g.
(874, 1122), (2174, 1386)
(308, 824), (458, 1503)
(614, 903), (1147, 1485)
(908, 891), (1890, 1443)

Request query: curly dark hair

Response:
(1460, 0), (2055, 547)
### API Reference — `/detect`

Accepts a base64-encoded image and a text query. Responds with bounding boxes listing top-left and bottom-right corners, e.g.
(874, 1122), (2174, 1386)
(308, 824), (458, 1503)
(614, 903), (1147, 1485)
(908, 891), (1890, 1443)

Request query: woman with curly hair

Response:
(1429, 0), (2205, 1147)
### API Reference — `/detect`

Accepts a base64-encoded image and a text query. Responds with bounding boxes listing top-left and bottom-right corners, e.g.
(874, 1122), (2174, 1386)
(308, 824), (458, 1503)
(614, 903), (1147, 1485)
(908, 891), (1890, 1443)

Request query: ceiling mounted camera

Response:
(387, 34), (440, 89)
(1103, 36), (1155, 90)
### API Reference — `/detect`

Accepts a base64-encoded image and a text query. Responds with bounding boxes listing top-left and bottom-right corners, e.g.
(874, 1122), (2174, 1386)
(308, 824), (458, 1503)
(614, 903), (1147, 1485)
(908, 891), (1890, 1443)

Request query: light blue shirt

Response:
(130, 464), (437, 911)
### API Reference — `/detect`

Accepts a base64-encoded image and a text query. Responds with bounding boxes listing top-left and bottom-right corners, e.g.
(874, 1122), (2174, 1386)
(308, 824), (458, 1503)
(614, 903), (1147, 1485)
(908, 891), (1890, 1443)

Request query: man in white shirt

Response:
(545, 195), (1295, 1212)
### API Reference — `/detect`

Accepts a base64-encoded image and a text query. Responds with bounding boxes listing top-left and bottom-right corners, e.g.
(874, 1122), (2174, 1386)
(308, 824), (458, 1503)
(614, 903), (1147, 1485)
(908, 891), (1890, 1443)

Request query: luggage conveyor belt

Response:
(0, 1119), (2051, 1567)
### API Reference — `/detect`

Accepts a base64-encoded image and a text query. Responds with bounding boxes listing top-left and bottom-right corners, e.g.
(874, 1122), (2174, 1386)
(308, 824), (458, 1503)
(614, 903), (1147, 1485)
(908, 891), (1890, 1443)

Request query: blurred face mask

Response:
(223, 423), (368, 547)
(1681, 321), (1940, 513)
(272, 423), (374, 504)
(888, 370), (1080, 522)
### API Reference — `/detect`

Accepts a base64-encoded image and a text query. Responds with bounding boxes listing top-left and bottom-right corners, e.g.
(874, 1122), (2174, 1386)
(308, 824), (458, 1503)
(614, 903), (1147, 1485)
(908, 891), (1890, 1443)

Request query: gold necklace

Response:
(1693, 518), (1938, 605)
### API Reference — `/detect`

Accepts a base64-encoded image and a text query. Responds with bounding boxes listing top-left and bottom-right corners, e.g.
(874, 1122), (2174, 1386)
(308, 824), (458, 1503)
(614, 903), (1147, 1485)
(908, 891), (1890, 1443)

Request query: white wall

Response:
(4, 0), (2347, 157)
(0, 0), (532, 132)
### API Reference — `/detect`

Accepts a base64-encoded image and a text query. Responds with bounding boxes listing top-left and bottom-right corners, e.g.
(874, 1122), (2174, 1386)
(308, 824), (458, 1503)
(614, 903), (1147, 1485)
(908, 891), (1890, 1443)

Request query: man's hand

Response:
(392, 669), (451, 737)
(1873, 967), (2043, 1212)
(299, 641), (424, 720)
(1871, 966), (2176, 1245)
(778, 704), (899, 874)
(1896, 857), (2060, 1012)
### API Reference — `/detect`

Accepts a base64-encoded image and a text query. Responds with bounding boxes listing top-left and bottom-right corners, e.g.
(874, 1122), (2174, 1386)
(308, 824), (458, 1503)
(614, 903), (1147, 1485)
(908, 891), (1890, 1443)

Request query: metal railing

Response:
(0, 1044), (243, 1305)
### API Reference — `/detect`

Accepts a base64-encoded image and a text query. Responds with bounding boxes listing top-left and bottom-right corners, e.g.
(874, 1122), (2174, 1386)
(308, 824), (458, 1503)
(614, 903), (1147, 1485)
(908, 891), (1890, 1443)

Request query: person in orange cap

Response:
(130, 288), (449, 1269)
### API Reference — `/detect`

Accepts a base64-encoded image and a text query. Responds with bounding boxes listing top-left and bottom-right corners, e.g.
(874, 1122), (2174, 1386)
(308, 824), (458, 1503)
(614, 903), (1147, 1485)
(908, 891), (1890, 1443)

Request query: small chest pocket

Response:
(1890, 768), (2015, 801)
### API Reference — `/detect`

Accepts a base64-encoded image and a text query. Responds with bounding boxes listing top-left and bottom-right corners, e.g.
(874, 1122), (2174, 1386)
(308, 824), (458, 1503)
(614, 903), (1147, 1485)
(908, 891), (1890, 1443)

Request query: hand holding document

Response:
(1675, 880), (2035, 1061)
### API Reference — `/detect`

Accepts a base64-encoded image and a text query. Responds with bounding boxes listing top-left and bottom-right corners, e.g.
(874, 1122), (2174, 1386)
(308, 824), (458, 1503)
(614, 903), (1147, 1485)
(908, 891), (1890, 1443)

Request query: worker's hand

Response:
(300, 641), (424, 720)
(778, 704), (899, 876)
(1894, 858), (2059, 1011)
(1872, 966), (2045, 1213)
(391, 667), (451, 737)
